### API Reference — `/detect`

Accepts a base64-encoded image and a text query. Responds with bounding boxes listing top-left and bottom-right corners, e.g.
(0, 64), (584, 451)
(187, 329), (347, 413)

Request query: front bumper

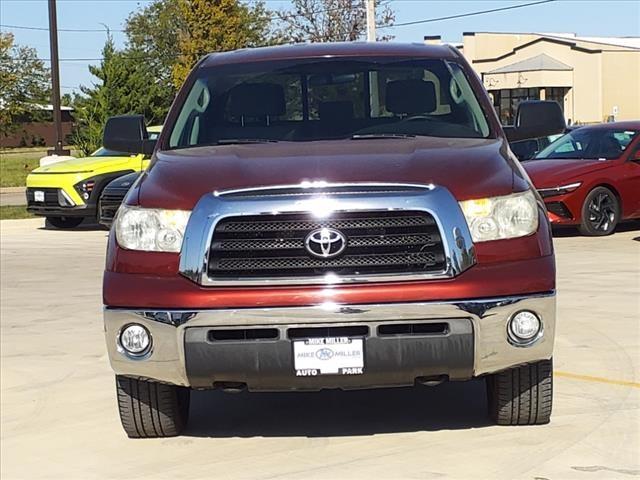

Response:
(27, 204), (95, 218)
(104, 292), (555, 390)
(25, 187), (93, 218)
(544, 200), (577, 225)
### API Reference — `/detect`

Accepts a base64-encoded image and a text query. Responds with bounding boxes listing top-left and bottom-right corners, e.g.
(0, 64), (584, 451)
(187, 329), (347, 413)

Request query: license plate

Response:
(293, 337), (364, 376)
(34, 191), (45, 202)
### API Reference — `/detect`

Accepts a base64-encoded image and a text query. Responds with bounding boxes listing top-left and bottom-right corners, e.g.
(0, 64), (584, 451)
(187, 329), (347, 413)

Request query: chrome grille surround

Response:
(179, 183), (476, 286)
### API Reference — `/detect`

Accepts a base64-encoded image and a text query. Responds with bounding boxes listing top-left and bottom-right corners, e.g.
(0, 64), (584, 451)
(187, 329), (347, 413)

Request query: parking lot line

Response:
(555, 370), (640, 388)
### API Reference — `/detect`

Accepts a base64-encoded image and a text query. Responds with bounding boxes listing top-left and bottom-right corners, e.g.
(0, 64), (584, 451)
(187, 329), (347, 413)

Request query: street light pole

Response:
(47, 0), (69, 155)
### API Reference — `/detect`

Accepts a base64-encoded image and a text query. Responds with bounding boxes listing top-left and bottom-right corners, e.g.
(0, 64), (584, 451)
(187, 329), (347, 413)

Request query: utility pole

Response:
(47, 0), (69, 156)
(366, 0), (376, 42)
(365, 0), (380, 116)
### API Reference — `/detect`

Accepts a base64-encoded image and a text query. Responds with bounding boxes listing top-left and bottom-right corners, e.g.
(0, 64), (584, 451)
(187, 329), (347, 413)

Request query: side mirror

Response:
(504, 101), (566, 142)
(103, 115), (156, 155)
(631, 149), (640, 163)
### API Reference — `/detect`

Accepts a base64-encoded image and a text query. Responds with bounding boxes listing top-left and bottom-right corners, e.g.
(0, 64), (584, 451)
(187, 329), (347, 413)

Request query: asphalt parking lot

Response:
(1, 218), (638, 480)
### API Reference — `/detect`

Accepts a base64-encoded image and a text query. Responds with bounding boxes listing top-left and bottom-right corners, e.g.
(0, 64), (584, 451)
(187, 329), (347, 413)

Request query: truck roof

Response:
(201, 42), (459, 68)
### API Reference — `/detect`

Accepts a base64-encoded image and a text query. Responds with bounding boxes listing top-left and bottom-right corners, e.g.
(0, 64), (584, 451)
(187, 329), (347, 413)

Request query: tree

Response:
(0, 32), (50, 137)
(172, 0), (273, 86)
(125, 0), (275, 91)
(72, 36), (168, 155)
(124, 0), (180, 100)
(276, 0), (395, 43)
(61, 92), (78, 107)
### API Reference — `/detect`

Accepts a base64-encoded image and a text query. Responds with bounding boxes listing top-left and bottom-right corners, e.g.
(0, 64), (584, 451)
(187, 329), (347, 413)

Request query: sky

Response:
(1, 0), (639, 95)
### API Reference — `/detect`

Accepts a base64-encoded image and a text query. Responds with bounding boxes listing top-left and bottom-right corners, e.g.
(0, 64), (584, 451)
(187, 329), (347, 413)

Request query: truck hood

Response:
(138, 137), (516, 210)
(523, 158), (612, 188)
(31, 154), (137, 174)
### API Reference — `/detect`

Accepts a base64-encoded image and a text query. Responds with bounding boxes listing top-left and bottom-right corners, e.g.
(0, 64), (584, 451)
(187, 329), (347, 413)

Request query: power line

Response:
(381, 0), (555, 28)
(3, 0), (558, 61)
(0, 23), (124, 32)
(42, 58), (109, 61)
(1, 4), (347, 34)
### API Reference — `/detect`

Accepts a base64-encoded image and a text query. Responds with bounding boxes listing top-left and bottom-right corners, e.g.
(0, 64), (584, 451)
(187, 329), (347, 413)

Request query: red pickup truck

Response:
(102, 42), (563, 438)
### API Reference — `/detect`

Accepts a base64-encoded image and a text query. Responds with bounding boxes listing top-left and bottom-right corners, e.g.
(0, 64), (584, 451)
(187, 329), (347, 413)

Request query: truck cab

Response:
(102, 43), (563, 437)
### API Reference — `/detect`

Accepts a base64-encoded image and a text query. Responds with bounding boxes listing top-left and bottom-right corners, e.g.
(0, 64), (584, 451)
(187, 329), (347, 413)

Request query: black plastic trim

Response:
(184, 319), (474, 390)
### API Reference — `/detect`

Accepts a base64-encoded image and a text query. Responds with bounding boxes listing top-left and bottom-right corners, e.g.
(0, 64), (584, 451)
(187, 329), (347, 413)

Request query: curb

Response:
(0, 187), (26, 194)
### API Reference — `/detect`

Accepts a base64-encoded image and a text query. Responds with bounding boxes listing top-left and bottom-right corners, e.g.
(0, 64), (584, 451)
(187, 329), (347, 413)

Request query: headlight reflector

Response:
(460, 190), (538, 242)
(115, 205), (191, 252)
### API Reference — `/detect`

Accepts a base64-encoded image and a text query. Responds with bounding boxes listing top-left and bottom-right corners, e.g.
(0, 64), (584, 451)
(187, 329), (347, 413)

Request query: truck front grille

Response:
(207, 211), (447, 280)
(99, 188), (129, 225)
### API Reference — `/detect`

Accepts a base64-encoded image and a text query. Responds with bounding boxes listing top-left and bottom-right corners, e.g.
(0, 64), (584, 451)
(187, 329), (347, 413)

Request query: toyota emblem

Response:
(305, 227), (347, 259)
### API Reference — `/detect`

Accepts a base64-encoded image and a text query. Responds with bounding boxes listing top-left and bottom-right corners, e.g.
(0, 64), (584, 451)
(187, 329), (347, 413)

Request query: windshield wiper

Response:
(351, 133), (416, 140)
(216, 138), (278, 145)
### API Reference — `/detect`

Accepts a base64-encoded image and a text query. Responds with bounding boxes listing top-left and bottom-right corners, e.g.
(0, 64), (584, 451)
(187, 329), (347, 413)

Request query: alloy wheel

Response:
(587, 192), (616, 232)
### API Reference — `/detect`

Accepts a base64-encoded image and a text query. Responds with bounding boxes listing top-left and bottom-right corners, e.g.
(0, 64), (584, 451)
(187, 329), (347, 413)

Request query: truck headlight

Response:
(115, 205), (191, 252)
(459, 190), (538, 242)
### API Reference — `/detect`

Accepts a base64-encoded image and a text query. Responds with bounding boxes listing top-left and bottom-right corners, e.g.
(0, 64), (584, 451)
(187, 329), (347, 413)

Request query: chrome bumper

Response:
(104, 292), (555, 387)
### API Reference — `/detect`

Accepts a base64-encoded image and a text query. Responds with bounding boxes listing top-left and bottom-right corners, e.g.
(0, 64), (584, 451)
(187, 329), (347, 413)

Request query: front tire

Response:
(116, 375), (190, 438)
(486, 359), (553, 425)
(46, 216), (84, 229)
(578, 186), (619, 236)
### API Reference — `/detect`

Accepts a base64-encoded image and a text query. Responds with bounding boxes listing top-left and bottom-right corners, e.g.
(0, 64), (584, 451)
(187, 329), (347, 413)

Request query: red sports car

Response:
(523, 121), (640, 235)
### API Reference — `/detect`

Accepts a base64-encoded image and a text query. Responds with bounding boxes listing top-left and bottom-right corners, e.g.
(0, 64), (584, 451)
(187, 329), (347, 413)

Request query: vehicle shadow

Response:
(38, 218), (108, 232)
(552, 220), (640, 238)
(185, 379), (491, 438)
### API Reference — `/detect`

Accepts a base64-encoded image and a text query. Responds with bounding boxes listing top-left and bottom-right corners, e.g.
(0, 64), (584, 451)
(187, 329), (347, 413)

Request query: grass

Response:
(0, 148), (82, 188)
(0, 146), (49, 154)
(0, 206), (34, 220)
(0, 155), (40, 188)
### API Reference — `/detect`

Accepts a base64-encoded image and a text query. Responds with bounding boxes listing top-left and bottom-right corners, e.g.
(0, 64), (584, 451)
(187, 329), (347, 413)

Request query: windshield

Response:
(535, 128), (638, 160)
(168, 57), (491, 149)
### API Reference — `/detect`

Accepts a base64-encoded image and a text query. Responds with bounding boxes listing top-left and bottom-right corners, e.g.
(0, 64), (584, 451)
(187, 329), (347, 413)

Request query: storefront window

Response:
(546, 87), (568, 110)
(490, 88), (540, 125)
(490, 87), (569, 125)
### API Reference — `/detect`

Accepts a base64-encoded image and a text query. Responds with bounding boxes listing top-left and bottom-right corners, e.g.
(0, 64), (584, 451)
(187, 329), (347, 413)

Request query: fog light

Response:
(508, 311), (542, 345)
(119, 324), (151, 355)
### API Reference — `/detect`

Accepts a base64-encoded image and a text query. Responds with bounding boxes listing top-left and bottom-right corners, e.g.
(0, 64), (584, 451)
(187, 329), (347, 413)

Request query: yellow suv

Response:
(26, 126), (161, 228)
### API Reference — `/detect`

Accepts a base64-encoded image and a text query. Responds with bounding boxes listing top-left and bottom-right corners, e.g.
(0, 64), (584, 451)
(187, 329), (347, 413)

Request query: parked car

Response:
(25, 126), (161, 229)
(524, 121), (640, 235)
(98, 171), (141, 228)
(102, 43), (564, 438)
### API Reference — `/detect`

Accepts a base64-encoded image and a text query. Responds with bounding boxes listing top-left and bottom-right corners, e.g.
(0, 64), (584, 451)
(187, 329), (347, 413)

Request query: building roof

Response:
(464, 31), (640, 50)
(0, 102), (74, 112)
(542, 33), (640, 50)
(487, 53), (572, 74)
(31, 104), (74, 111)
